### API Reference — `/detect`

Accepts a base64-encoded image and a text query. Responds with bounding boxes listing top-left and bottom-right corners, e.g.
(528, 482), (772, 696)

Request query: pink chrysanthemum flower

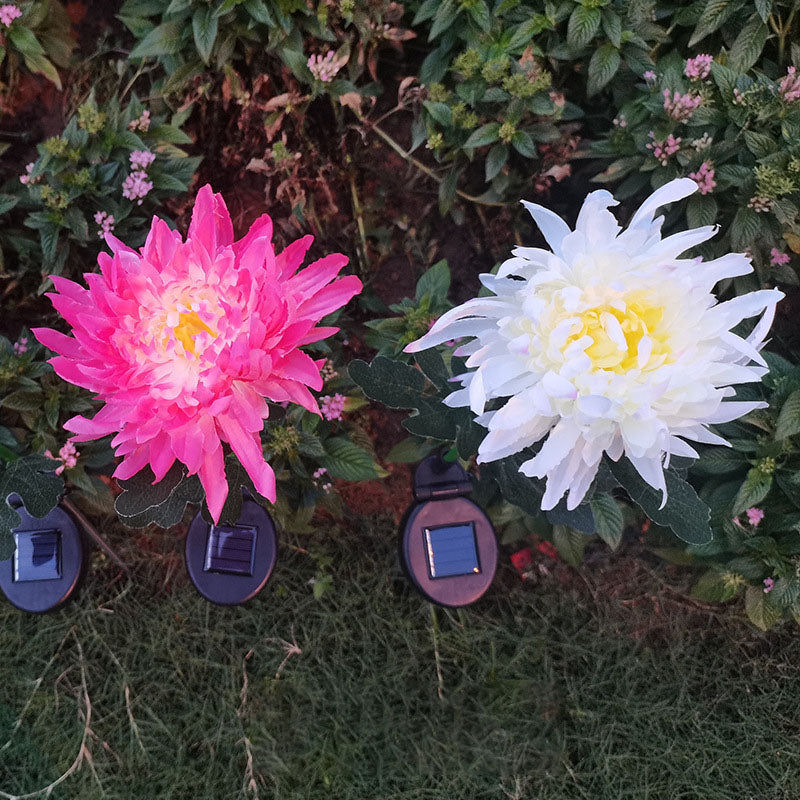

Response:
(33, 186), (362, 522)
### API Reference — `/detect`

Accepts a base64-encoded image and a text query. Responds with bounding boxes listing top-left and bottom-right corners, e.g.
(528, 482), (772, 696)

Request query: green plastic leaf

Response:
(567, 6), (601, 50)
(731, 467), (772, 516)
(745, 585), (782, 630)
(552, 525), (586, 567)
(386, 437), (437, 463)
(349, 357), (426, 409)
(0, 455), (64, 554)
(115, 462), (203, 528)
(414, 349), (450, 393)
(775, 390), (800, 440)
(403, 397), (457, 440)
(493, 456), (545, 518)
(591, 493), (624, 550)
(130, 21), (184, 58)
(587, 43), (620, 96)
(321, 437), (382, 482)
(610, 458), (712, 544)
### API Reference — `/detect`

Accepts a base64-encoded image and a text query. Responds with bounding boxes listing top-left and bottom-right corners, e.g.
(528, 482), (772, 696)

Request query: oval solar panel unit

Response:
(400, 456), (498, 607)
(185, 499), (278, 606)
(0, 500), (86, 613)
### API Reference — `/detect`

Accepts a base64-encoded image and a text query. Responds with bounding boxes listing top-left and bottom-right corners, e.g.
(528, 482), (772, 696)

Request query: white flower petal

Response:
(520, 200), (572, 254)
(627, 178), (697, 231)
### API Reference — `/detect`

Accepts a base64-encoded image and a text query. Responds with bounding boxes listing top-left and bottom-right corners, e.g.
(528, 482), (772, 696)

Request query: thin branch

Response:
(62, 496), (130, 575)
(368, 123), (510, 208)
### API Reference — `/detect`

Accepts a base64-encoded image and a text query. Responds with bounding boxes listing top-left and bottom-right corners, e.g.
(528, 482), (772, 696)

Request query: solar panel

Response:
(13, 530), (61, 582)
(424, 523), (481, 579)
(204, 525), (257, 577)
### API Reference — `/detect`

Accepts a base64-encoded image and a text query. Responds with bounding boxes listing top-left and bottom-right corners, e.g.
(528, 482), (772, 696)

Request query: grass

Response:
(1, 511), (800, 800)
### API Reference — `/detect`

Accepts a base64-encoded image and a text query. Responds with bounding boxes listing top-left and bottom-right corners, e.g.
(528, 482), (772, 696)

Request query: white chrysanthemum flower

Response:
(405, 178), (783, 512)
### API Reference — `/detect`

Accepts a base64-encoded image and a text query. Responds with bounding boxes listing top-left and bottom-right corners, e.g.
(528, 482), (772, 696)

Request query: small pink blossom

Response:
(612, 116), (627, 128)
(646, 131), (681, 166)
(733, 88), (745, 105)
(44, 442), (79, 475)
(688, 161), (716, 195)
(643, 70), (656, 85)
(685, 54), (713, 81)
(32, 185), (362, 523)
(779, 66), (800, 103)
(128, 110), (151, 132)
(663, 89), (703, 122)
(745, 507), (765, 527)
(320, 359), (338, 381)
(13, 336), (27, 355)
(94, 211), (115, 238)
(763, 577), (775, 594)
(19, 162), (35, 185)
(129, 150), (156, 171)
(122, 170), (153, 205)
(313, 467), (327, 479)
(307, 50), (342, 83)
(770, 248), (790, 267)
(319, 393), (347, 421)
(0, 4), (22, 27)
(748, 196), (773, 213)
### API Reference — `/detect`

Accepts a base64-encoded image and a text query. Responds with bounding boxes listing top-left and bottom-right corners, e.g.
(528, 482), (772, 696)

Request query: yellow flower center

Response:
(172, 310), (216, 355)
(566, 294), (669, 373)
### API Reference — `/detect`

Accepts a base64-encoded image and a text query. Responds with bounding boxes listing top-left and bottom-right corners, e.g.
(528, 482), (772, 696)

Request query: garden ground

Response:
(2, 514), (799, 800)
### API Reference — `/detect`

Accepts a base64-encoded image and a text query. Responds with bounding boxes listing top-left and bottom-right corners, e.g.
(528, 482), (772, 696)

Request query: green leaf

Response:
(743, 129), (777, 158)
(468, 0), (491, 32)
(243, 0), (275, 25)
(728, 14), (768, 72)
(422, 100), (452, 126)
(1, 390), (42, 412)
(686, 194), (718, 228)
(567, 6), (601, 51)
(463, 123), (501, 149)
(689, 0), (734, 47)
(349, 357), (427, 409)
(412, 0), (439, 24)
(386, 437), (437, 463)
(414, 349), (450, 393)
(493, 456), (545, 518)
(115, 462), (203, 528)
(775, 390), (800, 440)
(22, 53), (61, 89)
(552, 525), (586, 567)
(129, 22), (185, 58)
(601, 8), (622, 48)
(438, 167), (460, 216)
(7, 26), (44, 58)
(429, 0), (457, 40)
(150, 123), (193, 144)
(730, 207), (763, 252)
(731, 467), (772, 516)
(485, 143), (508, 182)
(591, 493), (624, 550)
(279, 47), (313, 82)
(403, 397), (458, 440)
(754, 0), (773, 22)
(745, 584), (782, 630)
(692, 447), (746, 476)
(0, 455), (64, 551)
(587, 43), (620, 96)
(610, 458), (713, 544)
(691, 569), (743, 602)
(415, 259), (451, 302)
(321, 437), (382, 482)
(419, 43), (451, 84)
(511, 130), (536, 158)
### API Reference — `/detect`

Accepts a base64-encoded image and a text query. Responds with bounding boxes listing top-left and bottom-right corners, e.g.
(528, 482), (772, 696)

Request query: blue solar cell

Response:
(13, 530), (61, 582)
(424, 523), (480, 579)
(204, 525), (257, 576)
